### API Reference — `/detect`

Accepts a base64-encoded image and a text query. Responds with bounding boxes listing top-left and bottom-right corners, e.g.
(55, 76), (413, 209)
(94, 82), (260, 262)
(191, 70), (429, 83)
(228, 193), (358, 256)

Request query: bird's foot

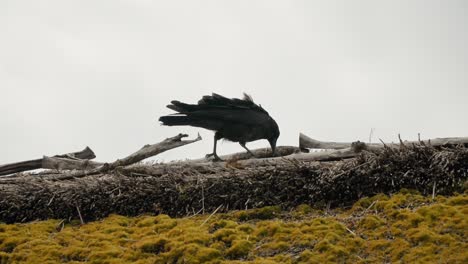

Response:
(205, 153), (223, 162)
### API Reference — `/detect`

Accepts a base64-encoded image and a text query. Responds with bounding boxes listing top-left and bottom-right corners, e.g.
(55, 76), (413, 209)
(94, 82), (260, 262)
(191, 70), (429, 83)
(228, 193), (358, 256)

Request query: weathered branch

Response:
(0, 147), (96, 176)
(49, 133), (202, 180)
(185, 146), (301, 163)
(108, 133), (202, 168)
(300, 133), (468, 150)
(42, 156), (103, 171)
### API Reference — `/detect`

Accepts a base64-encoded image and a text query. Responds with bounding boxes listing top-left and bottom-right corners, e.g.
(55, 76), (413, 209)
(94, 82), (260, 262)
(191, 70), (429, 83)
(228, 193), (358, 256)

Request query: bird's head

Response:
(267, 118), (280, 156)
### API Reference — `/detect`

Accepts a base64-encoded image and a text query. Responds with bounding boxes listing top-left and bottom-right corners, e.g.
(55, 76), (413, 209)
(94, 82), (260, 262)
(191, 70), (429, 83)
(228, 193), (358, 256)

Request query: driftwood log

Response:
(0, 147), (96, 176)
(0, 136), (467, 223)
(299, 133), (468, 149)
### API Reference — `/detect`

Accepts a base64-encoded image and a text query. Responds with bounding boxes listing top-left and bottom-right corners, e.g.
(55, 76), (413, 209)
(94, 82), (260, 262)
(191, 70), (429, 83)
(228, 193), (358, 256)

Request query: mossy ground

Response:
(0, 190), (466, 264)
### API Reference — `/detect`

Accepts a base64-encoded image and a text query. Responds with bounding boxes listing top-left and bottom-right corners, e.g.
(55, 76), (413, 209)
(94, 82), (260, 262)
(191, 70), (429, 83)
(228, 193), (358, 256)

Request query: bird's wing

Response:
(188, 108), (270, 125)
(168, 93), (268, 115)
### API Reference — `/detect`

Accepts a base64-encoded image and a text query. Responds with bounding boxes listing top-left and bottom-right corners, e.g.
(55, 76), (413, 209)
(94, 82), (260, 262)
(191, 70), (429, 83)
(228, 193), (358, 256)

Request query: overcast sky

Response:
(1, 0), (467, 164)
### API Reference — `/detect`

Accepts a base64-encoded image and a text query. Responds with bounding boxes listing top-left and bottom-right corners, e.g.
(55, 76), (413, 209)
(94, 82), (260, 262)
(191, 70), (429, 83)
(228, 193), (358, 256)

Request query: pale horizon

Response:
(1, 0), (467, 164)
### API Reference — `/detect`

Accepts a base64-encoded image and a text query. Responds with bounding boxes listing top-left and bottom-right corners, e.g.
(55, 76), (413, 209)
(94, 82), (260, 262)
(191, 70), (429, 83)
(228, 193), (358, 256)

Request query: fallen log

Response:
(64, 147), (350, 179)
(0, 147), (96, 176)
(299, 133), (468, 150)
(0, 142), (466, 223)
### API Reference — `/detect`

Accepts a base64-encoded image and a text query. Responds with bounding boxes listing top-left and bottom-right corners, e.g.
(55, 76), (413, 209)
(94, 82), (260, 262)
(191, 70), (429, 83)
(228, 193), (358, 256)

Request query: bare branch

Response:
(50, 133), (202, 180)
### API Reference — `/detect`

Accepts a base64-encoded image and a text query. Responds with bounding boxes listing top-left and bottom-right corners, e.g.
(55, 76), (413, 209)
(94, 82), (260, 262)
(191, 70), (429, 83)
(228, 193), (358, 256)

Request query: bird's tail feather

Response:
(159, 115), (193, 126)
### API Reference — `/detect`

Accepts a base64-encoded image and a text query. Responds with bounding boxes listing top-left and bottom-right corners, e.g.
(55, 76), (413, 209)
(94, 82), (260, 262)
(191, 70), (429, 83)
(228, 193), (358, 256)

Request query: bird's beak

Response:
(269, 138), (277, 156)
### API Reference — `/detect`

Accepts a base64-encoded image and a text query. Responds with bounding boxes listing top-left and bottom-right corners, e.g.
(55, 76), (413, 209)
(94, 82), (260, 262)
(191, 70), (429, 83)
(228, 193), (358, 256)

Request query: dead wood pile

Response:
(0, 142), (466, 223)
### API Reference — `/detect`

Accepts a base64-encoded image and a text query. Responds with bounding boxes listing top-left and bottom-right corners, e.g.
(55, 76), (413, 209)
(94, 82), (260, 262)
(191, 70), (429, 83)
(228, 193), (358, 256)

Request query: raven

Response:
(159, 93), (280, 161)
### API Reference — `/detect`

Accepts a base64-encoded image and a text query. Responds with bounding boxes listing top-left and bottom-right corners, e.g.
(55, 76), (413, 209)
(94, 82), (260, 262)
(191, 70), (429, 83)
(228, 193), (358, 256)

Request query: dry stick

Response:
(368, 128), (375, 144)
(200, 205), (223, 227)
(186, 208), (204, 219)
(76, 205), (85, 225)
(398, 134), (407, 149)
(432, 181), (437, 200)
(50, 133), (202, 181)
(47, 194), (56, 206)
(378, 138), (388, 148)
(201, 183), (205, 215)
(364, 200), (378, 214)
(55, 220), (65, 232)
(345, 226), (357, 236)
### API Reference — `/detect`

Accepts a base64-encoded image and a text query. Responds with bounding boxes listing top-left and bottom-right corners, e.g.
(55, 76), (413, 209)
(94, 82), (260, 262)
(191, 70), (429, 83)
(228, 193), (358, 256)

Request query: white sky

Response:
(1, 0), (467, 164)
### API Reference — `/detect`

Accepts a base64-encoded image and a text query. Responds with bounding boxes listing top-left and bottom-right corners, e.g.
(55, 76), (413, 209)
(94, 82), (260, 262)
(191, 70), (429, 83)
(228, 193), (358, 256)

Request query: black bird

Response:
(159, 93), (280, 161)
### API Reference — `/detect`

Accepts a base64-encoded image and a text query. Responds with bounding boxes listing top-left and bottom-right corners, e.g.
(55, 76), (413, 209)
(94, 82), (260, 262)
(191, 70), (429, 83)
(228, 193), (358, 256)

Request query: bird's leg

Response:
(205, 134), (222, 161)
(240, 142), (256, 158)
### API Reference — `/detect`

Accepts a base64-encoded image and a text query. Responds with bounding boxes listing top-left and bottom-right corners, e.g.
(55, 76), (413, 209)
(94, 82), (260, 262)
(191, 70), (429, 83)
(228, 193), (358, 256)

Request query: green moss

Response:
(446, 195), (468, 206)
(196, 247), (222, 262)
(0, 252), (10, 264)
(360, 215), (386, 229)
(352, 193), (389, 211)
(0, 237), (22, 253)
(210, 220), (238, 231)
(213, 228), (239, 244)
(0, 191), (465, 263)
(225, 240), (253, 259)
(236, 206), (281, 221)
(291, 204), (319, 218)
(236, 224), (254, 234)
(138, 237), (168, 253)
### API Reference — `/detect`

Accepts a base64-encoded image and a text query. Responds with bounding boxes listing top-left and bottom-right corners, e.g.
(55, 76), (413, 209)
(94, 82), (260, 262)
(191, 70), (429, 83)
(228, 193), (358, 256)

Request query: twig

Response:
(47, 194), (56, 206)
(186, 208), (204, 219)
(345, 226), (357, 236)
(201, 183), (205, 214)
(432, 181), (436, 200)
(55, 219), (65, 232)
(363, 200), (378, 214)
(76, 205), (85, 225)
(368, 128), (374, 144)
(200, 205), (223, 226)
(398, 134), (406, 148)
(379, 138), (388, 148)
